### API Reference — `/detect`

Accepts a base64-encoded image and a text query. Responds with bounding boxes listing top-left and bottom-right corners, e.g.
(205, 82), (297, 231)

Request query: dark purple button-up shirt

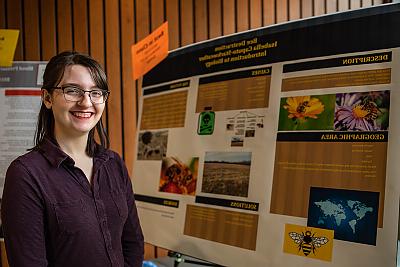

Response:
(1, 137), (144, 267)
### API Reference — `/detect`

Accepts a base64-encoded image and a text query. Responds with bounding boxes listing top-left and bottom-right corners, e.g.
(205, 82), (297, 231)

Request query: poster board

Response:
(0, 62), (45, 195)
(132, 4), (400, 266)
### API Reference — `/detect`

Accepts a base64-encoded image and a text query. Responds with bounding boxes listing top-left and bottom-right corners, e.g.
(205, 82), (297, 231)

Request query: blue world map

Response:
(307, 188), (379, 245)
(315, 199), (372, 234)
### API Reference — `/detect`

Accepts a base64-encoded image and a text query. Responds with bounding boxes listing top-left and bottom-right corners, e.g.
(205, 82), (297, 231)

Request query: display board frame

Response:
(133, 4), (400, 267)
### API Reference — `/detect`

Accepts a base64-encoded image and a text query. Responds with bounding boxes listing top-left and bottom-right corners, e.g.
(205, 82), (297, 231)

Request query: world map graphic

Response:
(307, 188), (379, 245)
(314, 199), (373, 234)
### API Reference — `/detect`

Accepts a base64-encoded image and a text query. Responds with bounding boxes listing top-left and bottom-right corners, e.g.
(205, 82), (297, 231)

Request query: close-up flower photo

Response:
(278, 94), (335, 131)
(334, 91), (390, 131)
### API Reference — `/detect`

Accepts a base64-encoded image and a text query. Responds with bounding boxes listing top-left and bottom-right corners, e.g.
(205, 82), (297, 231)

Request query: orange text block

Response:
(131, 22), (169, 80)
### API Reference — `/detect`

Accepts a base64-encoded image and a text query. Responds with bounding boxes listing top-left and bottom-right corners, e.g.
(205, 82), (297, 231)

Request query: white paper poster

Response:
(0, 62), (45, 195)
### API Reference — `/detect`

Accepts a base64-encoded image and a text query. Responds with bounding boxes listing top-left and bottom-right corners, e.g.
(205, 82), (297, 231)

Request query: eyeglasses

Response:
(53, 85), (110, 104)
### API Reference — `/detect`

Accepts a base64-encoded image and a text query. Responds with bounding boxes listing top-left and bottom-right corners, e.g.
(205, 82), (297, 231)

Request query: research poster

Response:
(0, 62), (45, 195)
(132, 4), (400, 267)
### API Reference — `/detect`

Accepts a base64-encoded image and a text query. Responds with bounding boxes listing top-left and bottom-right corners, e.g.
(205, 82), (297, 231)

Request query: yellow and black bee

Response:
(296, 101), (309, 114)
(289, 230), (329, 256)
(360, 99), (381, 122)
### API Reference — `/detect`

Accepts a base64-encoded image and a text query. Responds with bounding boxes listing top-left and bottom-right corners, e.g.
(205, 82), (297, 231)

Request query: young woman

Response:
(1, 51), (144, 267)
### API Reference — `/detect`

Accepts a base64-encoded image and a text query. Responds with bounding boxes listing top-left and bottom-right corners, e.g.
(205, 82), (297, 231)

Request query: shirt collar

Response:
(38, 136), (111, 168)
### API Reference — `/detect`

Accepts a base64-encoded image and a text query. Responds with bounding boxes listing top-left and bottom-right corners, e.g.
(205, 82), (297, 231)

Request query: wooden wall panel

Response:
(144, 243), (155, 259)
(134, 0), (150, 170)
(121, 0), (137, 176)
(301, 0), (313, 18)
(23, 0), (41, 60)
(136, 0), (150, 39)
(338, 0), (350, 11)
(57, 0), (73, 52)
(289, 0), (301, 20)
(314, 1), (326, 16)
(0, 0), (6, 28)
(1, 241), (9, 267)
(88, 0), (105, 66)
(73, 0), (89, 53)
(40, 0), (57, 60)
(363, 0), (373, 7)
(351, 0), (362, 9)
(6, 0), (23, 60)
(209, 0), (222, 38)
(88, 0), (107, 142)
(276, 0), (288, 23)
(150, 0), (164, 30)
(135, 0), (150, 167)
(194, 0), (207, 43)
(166, 0), (180, 49)
(222, 0), (235, 35)
(181, 0), (194, 45)
(236, 0), (249, 32)
(250, 0), (262, 29)
(263, 0), (275, 25)
(326, 1), (338, 13)
(105, 0), (122, 155)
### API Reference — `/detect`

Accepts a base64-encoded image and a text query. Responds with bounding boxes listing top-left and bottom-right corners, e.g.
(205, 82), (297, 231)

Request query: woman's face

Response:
(43, 64), (105, 140)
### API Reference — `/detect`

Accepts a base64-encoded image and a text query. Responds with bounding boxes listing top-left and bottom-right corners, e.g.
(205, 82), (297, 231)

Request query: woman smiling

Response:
(1, 51), (144, 267)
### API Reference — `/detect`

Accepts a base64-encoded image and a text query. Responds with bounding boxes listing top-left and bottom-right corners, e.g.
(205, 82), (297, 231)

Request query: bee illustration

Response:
(289, 230), (329, 256)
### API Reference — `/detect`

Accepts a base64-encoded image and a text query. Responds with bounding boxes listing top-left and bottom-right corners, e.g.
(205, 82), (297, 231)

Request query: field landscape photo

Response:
(201, 152), (252, 197)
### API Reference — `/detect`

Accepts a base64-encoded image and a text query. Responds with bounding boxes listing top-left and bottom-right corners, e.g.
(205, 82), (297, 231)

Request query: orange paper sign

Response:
(131, 22), (169, 80)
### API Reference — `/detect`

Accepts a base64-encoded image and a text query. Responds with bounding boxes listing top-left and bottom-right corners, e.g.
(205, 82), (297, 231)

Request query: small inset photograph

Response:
(278, 95), (335, 131)
(334, 90), (390, 131)
(226, 123), (234, 131)
(201, 152), (252, 197)
(159, 157), (198, 195)
(137, 130), (168, 160)
(231, 136), (244, 147)
(245, 129), (255, 137)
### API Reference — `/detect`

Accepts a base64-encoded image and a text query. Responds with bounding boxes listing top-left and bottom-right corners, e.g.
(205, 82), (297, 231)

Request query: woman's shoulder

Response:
(5, 149), (45, 181)
(7, 148), (44, 170)
(11, 148), (43, 166)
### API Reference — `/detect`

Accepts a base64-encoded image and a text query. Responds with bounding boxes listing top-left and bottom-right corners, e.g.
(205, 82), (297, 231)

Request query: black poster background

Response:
(143, 4), (400, 87)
